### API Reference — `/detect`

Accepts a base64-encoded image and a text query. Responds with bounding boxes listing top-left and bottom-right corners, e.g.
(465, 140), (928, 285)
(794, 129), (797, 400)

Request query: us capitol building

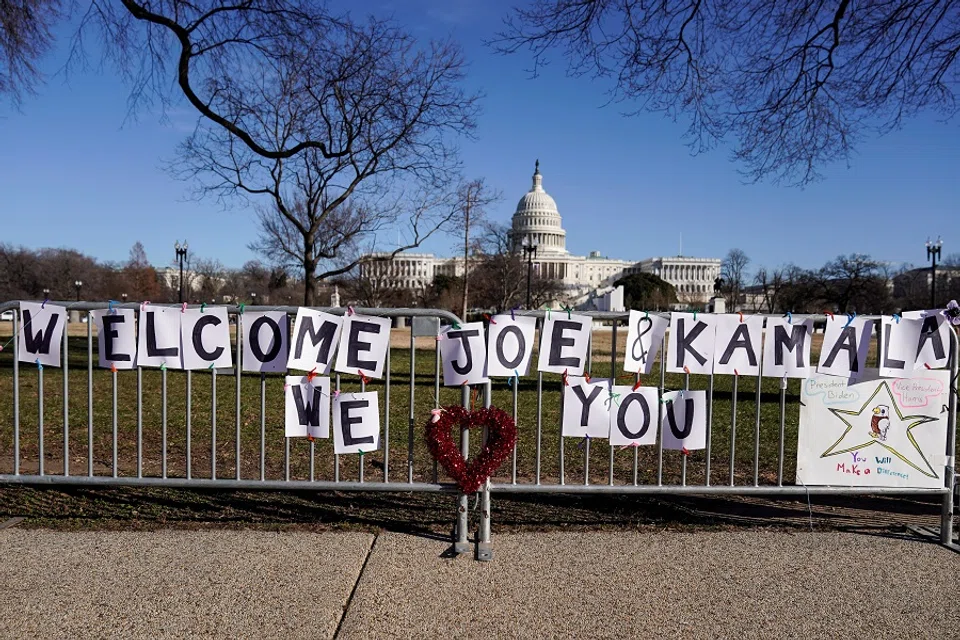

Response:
(359, 162), (721, 307)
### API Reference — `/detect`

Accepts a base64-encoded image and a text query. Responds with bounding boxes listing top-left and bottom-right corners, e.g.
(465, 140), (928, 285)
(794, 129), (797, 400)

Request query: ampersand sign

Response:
(425, 405), (517, 494)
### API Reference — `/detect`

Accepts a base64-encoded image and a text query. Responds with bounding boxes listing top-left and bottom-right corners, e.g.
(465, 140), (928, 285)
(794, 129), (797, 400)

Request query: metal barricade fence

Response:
(0, 302), (956, 560)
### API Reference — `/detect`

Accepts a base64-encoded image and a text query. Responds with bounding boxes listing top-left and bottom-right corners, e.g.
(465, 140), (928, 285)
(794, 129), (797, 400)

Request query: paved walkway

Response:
(0, 529), (957, 638)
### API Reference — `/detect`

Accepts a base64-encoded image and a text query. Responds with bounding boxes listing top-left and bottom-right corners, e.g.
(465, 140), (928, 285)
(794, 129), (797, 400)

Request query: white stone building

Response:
(358, 162), (721, 306)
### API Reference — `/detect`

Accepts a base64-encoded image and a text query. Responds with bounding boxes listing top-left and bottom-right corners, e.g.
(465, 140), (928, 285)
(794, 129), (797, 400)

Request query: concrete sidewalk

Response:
(0, 529), (957, 638)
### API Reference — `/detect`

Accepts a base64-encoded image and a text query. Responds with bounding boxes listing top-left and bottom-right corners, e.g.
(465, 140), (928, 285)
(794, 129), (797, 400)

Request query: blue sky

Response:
(1, 0), (958, 276)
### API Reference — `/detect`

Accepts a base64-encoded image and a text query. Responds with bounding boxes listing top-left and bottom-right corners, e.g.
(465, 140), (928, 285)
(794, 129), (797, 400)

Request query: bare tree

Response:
(819, 253), (891, 313)
(0, 0), (60, 105)
(449, 180), (500, 318)
(752, 266), (790, 313)
(495, 1), (960, 184)
(168, 14), (479, 305)
(124, 241), (161, 302)
(721, 248), (750, 310)
(469, 222), (565, 312)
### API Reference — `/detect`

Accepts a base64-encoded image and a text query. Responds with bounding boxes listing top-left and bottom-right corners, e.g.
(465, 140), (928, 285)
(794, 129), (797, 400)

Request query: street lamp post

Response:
(121, 293), (128, 304)
(74, 280), (83, 302)
(523, 240), (538, 309)
(175, 241), (189, 303)
(926, 237), (943, 309)
(42, 288), (50, 301)
(250, 292), (257, 307)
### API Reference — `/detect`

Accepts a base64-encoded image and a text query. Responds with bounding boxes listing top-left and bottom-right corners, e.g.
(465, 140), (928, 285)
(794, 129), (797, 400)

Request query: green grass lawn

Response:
(0, 331), (810, 488)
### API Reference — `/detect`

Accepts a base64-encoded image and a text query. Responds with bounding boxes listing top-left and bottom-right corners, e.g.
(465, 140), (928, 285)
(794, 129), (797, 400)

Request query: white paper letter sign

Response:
(92, 309), (136, 370)
(661, 390), (707, 450)
(18, 301), (66, 367)
(439, 322), (489, 386)
(538, 313), (591, 376)
(333, 391), (380, 454)
(623, 311), (668, 375)
(761, 317), (814, 379)
(242, 311), (288, 373)
(284, 375), (330, 438)
(487, 315), (537, 377)
(713, 314), (763, 376)
(288, 309), (342, 374)
(903, 310), (950, 370)
(608, 385), (659, 446)
(562, 378), (611, 438)
(879, 317), (922, 379)
(667, 313), (716, 375)
(334, 314), (391, 379)
(181, 307), (233, 370)
(136, 306), (182, 369)
(817, 315), (873, 380)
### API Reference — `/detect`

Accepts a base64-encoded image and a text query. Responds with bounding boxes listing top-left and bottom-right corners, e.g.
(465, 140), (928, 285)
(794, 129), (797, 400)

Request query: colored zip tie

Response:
(181, 302), (188, 313)
(644, 310), (649, 319)
(507, 370), (520, 388)
(784, 312), (792, 324)
(681, 447), (691, 456)
(578, 434), (591, 450)
(430, 408), (444, 423)
(451, 321), (461, 329)
(41, 298), (48, 309)
(892, 313), (900, 324)
(347, 306), (355, 316)
(307, 434), (315, 442)
(200, 302), (207, 313)
(584, 372), (591, 383)
(619, 442), (641, 451)
(683, 365), (690, 375)
(237, 303), (245, 314)
(604, 391), (621, 408)
(36, 358), (42, 370)
(692, 310), (697, 322)
(844, 312), (856, 328)
(734, 369), (739, 377)
(562, 369), (569, 386)
(823, 310), (834, 320)
(110, 363), (117, 373)
(737, 311), (743, 323)
(306, 367), (318, 382)
(208, 363), (215, 369)
(333, 389), (341, 400)
(141, 301), (150, 311)
(358, 370), (370, 385)
(562, 305), (572, 319)
(510, 307), (517, 321)
(546, 307), (552, 320)
(108, 300), (117, 314)
(632, 379), (643, 391)
(483, 313), (495, 324)
(160, 362), (167, 370)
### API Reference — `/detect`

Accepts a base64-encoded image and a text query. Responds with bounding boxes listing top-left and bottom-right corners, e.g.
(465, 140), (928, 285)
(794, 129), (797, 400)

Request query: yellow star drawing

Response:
(821, 380), (939, 478)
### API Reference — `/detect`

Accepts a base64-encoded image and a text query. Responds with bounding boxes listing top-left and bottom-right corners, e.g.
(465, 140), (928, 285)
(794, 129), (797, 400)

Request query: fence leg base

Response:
(906, 524), (960, 553)
(475, 540), (493, 562)
(452, 541), (471, 555)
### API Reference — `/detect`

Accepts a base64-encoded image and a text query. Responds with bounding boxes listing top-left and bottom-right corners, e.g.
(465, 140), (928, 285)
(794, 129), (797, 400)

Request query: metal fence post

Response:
(477, 380), (493, 561)
(941, 328), (958, 546)
(454, 382), (471, 555)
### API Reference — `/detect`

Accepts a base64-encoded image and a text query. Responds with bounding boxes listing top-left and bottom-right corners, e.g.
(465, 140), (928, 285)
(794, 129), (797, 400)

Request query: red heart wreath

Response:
(425, 405), (517, 494)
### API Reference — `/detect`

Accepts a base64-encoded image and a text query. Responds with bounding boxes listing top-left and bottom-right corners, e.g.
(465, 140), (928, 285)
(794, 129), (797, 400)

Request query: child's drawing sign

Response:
(797, 369), (949, 489)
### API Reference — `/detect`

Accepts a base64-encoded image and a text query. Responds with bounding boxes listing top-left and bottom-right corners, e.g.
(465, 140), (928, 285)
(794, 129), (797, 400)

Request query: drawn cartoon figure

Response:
(870, 405), (890, 441)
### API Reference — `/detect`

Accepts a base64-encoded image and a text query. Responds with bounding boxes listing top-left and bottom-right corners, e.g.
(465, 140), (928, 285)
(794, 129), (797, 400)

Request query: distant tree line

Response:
(0, 242), (303, 305)
(723, 250), (960, 314)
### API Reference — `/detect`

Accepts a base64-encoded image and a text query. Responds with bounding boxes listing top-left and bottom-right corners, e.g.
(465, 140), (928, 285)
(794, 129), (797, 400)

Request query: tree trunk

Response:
(461, 187), (471, 321)
(303, 236), (316, 307)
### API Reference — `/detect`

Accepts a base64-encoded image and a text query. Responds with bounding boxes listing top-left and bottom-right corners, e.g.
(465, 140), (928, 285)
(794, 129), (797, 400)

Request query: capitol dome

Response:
(510, 160), (567, 255)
